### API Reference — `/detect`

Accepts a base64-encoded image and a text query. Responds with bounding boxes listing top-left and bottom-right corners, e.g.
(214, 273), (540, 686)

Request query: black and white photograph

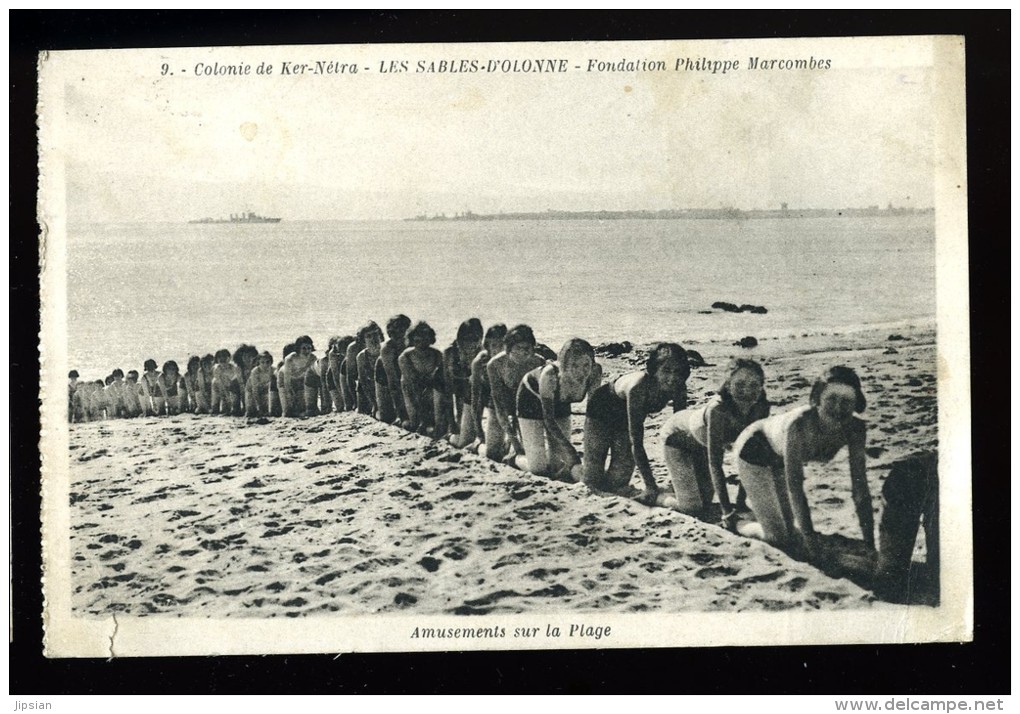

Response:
(38, 34), (971, 657)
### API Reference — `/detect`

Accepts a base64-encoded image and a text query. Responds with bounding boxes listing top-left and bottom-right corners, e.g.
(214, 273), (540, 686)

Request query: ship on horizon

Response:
(189, 211), (282, 224)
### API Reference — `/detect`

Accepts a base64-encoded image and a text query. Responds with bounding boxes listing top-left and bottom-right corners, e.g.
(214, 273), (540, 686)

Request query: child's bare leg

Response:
(737, 458), (793, 548)
(664, 444), (704, 514)
(482, 408), (507, 460)
(516, 417), (549, 475)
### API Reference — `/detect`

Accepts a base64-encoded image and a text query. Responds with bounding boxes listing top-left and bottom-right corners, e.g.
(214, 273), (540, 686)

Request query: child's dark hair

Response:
(259, 350), (274, 364)
(186, 356), (201, 373)
(483, 323), (508, 352)
(162, 360), (179, 374)
(68, 370), (79, 379)
(810, 366), (867, 413)
(456, 318), (484, 345)
(335, 335), (355, 354)
(646, 343), (690, 380)
(405, 320), (437, 347)
(357, 321), (383, 343)
(233, 344), (258, 367)
(214, 349), (231, 363)
(111, 368), (124, 379)
(504, 324), (536, 352)
(386, 314), (412, 339)
(144, 358), (158, 371)
(295, 335), (315, 350)
(558, 337), (594, 366)
(718, 358), (767, 405)
(126, 370), (139, 380)
(282, 343), (297, 359)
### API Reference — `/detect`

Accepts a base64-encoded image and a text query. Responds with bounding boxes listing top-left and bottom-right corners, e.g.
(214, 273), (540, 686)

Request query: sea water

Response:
(66, 215), (935, 376)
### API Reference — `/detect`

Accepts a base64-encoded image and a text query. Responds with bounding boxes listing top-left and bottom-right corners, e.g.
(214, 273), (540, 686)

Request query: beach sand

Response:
(67, 326), (937, 617)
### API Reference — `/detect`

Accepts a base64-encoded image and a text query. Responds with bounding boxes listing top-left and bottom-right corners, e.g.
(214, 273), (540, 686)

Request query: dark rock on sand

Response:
(712, 302), (768, 314)
(888, 334), (907, 341)
(734, 336), (759, 349)
(594, 341), (633, 357)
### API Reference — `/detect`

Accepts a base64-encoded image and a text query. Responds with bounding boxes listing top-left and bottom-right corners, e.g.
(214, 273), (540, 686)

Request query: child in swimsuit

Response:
(485, 324), (547, 463)
(317, 337), (339, 413)
(280, 336), (316, 417)
(68, 371), (79, 422)
(139, 359), (161, 416)
(582, 343), (690, 505)
(325, 336), (354, 414)
(733, 365), (874, 564)
(232, 344), (259, 414)
(470, 323), (508, 458)
(341, 332), (368, 412)
(183, 356), (209, 414)
(398, 320), (446, 436)
(110, 368), (129, 418)
(100, 374), (116, 419)
(376, 315), (411, 425)
(155, 360), (184, 415)
(199, 354), (215, 411)
(210, 349), (240, 415)
(245, 351), (275, 417)
(353, 321), (384, 416)
(660, 358), (770, 523)
(444, 318), (484, 448)
(122, 370), (142, 417)
(874, 452), (938, 603)
(515, 338), (602, 479)
(88, 380), (106, 421)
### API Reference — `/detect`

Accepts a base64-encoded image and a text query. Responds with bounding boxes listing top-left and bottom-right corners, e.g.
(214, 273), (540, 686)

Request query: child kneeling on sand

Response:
(398, 320), (446, 436)
(733, 366), (874, 565)
(485, 324), (546, 462)
(659, 358), (770, 525)
(582, 343), (690, 506)
(514, 338), (601, 480)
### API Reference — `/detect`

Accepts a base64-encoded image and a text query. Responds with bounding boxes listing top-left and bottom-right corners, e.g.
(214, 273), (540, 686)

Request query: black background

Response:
(10, 10), (1009, 695)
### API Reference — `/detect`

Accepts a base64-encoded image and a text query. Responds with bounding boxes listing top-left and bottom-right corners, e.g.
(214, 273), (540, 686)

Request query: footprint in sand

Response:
(418, 556), (442, 572)
(696, 565), (739, 579)
(492, 552), (529, 569)
(779, 576), (808, 592)
(442, 544), (470, 561)
(525, 567), (569, 579)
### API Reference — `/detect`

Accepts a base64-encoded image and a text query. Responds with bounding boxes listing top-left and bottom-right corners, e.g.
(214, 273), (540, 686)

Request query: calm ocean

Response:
(66, 216), (935, 376)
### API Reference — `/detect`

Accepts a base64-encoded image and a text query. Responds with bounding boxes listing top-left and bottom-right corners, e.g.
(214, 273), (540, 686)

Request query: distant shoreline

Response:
(406, 206), (934, 222)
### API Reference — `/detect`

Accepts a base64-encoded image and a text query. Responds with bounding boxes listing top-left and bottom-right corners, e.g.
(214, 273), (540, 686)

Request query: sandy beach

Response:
(67, 325), (937, 617)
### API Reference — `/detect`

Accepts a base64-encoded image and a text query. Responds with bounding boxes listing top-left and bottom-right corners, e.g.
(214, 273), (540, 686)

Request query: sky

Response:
(43, 37), (938, 222)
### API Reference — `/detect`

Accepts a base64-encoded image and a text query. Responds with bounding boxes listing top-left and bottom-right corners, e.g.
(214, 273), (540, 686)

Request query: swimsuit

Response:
(516, 364), (571, 420)
(586, 376), (677, 429)
(736, 406), (812, 468)
(664, 396), (770, 450)
(448, 346), (472, 403)
(585, 381), (629, 428)
(304, 367), (322, 389)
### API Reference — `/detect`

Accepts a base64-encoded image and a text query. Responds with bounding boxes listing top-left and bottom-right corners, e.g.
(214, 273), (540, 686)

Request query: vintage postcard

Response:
(39, 35), (970, 657)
